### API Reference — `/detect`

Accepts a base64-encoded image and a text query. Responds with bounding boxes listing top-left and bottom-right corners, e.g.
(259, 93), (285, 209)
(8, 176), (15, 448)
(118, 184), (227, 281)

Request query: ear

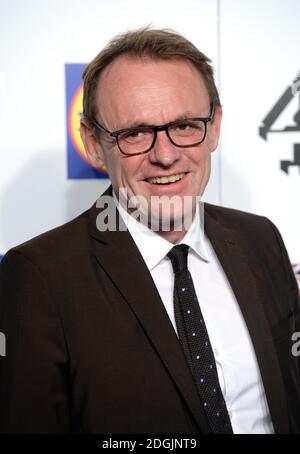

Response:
(207, 105), (223, 152)
(80, 118), (105, 169)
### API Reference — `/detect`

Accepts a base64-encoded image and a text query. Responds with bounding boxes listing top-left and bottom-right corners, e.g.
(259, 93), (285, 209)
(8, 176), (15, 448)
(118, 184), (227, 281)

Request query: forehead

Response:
(95, 55), (210, 126)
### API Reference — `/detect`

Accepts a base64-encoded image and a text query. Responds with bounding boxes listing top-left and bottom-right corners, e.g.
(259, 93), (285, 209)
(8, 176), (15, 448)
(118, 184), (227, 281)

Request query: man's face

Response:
(81, 55), (222, 229)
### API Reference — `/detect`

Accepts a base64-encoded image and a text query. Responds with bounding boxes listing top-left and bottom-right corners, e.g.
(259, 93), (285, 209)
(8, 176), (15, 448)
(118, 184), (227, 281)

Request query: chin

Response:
(147, 205), (195, 233)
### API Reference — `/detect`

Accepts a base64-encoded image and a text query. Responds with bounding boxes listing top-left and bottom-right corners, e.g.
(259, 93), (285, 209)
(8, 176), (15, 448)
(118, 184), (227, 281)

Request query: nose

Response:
(148, 130), (181, 167)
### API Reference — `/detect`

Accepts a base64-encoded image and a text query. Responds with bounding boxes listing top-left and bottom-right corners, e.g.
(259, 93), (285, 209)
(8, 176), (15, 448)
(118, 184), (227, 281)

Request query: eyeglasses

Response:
(92, 103), (215, 156)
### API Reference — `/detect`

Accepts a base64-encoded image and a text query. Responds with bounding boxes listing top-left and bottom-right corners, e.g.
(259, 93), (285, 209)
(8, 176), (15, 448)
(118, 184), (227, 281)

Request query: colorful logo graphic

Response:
(66, 64), (108, 179)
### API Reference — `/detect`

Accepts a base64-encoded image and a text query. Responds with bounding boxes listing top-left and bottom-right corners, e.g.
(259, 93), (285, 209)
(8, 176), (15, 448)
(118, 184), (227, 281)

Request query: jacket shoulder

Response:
(3, 208), (91, 265)
(204, 202), (296, 282)
(204, 202), (274, 234)
(204, 202), (285, 259)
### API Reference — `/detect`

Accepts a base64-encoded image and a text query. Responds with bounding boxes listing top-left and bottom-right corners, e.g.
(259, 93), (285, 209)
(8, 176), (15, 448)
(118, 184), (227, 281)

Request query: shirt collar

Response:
(113, 191), (209, 271)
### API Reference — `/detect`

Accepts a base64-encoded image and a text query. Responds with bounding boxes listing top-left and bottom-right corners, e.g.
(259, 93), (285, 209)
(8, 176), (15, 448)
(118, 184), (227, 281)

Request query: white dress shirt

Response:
(115, 195), (274, 434)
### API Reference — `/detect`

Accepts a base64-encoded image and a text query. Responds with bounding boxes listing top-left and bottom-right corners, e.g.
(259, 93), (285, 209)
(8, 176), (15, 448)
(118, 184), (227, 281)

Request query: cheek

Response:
(191, 147), (211, 171)
(120, 156), (147, 183)
(107, 155), (141, 188)
(190, 149), (211, 186)
(101, 145), (125, 180)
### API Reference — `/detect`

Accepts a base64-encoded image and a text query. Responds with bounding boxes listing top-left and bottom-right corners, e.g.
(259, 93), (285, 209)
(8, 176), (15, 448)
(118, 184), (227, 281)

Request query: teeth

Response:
(147, 173), (185, 184)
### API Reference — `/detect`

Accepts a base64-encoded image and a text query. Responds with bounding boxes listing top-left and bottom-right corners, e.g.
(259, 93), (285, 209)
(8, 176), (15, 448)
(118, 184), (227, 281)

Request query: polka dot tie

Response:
(167, 244), (233, 434)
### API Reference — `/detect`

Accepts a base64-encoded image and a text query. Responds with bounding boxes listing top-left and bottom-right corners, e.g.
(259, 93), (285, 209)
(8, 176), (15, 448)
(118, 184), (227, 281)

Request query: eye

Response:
(127, 130), (145, 138)
(120, 128), (151, 144)
(176, 123), (192, 132)
(171, 121), (203, 137)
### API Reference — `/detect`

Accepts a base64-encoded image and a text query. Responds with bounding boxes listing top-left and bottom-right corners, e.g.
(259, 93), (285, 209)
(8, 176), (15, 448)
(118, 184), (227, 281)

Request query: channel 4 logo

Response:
(65, 64), (108, 179)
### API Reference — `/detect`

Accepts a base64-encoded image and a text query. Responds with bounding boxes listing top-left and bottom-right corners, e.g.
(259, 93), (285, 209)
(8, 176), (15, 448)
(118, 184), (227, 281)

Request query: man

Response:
(0, 28), (299, 434)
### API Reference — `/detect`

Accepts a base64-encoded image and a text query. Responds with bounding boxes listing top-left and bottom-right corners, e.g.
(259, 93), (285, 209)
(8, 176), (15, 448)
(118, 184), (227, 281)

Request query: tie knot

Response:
(167, 244), (189, 273)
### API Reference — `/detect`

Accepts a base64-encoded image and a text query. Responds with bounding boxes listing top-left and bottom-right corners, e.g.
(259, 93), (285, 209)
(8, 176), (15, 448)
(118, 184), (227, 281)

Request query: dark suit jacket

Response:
(0, 186), (300, 434)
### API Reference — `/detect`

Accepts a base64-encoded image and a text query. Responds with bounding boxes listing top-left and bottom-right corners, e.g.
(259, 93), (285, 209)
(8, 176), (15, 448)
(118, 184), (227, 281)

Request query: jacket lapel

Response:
(204, 204), (289, 434)
(88, 188), (210, 433)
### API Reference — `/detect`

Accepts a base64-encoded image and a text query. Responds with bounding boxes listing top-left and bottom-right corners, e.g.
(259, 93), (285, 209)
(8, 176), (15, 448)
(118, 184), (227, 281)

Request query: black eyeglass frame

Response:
(91, 103), (215, 157)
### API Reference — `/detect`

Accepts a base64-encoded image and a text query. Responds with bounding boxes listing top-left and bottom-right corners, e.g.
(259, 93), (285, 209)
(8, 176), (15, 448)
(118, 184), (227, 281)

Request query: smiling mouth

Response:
(146, 173), (186, 185)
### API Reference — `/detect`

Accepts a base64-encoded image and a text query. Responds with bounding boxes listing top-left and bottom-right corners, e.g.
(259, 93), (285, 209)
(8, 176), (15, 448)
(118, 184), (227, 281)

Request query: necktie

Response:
(167, 244), (233, 434)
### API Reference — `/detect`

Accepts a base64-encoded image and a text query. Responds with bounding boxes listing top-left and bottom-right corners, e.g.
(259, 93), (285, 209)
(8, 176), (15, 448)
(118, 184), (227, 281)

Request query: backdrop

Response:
(0, 0), (299, 288)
